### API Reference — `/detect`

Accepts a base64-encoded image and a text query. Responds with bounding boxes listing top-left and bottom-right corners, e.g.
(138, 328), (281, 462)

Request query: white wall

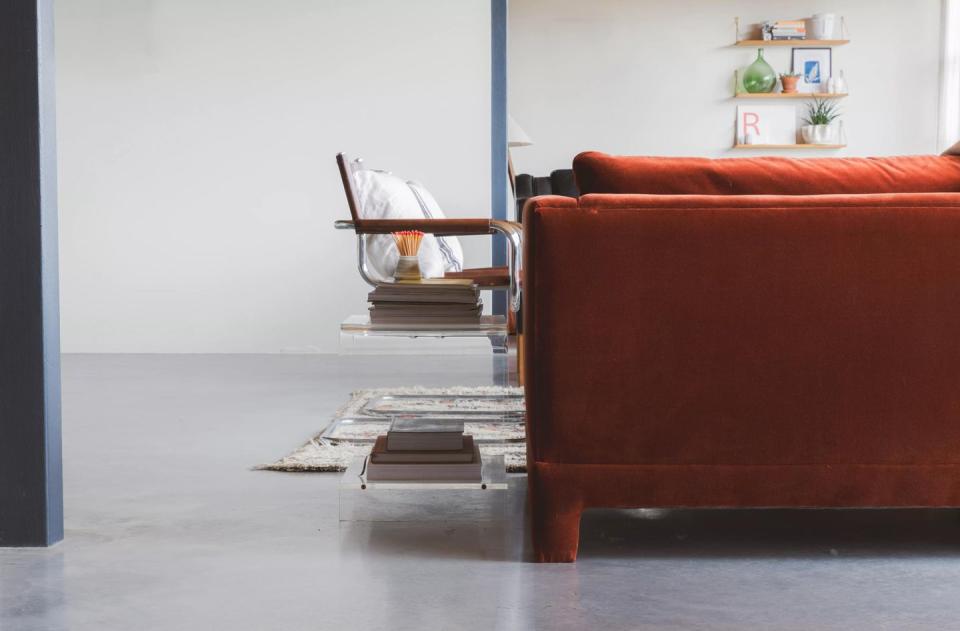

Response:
(56, 0), (491, 353)
(509, 0), (943, 175)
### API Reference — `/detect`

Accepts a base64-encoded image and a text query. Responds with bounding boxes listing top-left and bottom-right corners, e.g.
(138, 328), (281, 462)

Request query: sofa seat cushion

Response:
(573, 151), (960, 196)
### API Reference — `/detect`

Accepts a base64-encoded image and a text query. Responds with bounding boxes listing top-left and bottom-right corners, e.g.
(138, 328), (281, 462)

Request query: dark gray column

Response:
(0, 0), (63, 547)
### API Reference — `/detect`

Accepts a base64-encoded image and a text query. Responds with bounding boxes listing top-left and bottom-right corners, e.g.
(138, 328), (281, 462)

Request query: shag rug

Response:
(257, 386), (527, 473)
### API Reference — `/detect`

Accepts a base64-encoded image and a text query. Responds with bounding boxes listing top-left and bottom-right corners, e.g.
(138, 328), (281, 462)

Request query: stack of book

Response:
(765, 19), (806, 40)
(368, 279), (482, 329)
(365, 419), (482, 482)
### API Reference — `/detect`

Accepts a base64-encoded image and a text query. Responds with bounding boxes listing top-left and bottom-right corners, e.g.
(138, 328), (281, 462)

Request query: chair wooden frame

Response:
(334, 153), (523, 314)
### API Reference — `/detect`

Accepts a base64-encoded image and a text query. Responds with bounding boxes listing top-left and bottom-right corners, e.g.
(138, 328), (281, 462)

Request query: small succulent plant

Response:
(803, 98), (841, 125)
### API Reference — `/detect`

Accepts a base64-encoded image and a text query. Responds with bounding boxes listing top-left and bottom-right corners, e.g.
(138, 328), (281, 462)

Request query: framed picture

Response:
(736, 105), (797, 145)
(792, 47), (832, 94)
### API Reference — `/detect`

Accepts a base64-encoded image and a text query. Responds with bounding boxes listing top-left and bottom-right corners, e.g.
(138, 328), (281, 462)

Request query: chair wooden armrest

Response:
(335, 218), (497, 236)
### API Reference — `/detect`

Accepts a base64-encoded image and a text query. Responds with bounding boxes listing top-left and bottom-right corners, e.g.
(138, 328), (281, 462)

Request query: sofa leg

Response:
(531, 492), (583, 562)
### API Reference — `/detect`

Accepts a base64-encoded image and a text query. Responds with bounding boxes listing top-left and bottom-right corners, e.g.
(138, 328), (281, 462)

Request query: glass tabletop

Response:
(340, 314), (508, 336)
(341, 454), (508, 491)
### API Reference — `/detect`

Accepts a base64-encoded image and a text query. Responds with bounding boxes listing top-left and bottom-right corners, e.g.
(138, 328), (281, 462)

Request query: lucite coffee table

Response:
(339, 314), (510, 354)
(339, 454), (508, 522)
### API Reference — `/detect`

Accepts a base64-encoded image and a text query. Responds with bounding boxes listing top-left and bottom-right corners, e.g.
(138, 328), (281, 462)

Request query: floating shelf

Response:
(735, 92), (848, 99)
(735, 39), (849, 47)
(733, 143), (846, 149)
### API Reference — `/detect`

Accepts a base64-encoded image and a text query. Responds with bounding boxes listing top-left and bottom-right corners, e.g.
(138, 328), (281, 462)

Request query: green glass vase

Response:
(743, 48), (776, 93)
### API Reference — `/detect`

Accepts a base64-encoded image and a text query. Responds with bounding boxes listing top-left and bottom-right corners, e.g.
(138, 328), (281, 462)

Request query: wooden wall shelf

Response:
(733, 144), (846, 149)
(735, 92), (848, 99)
(735, 39), (849, 47)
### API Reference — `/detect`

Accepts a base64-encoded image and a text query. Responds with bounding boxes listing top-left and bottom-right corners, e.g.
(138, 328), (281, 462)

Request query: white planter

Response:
(801, 124), (838, 145)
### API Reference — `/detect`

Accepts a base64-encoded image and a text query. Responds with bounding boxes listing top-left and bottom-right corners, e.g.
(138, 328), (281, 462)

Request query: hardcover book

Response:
(387, 419), (465, 451)
(365, 442), (482, 482)
(370, 435), (476, 464)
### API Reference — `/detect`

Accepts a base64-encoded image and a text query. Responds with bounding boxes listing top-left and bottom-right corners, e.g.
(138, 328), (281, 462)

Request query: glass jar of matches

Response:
(392, 230), (424, 280)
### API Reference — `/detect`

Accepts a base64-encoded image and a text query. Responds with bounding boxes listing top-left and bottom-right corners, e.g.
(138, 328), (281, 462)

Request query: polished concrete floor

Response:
(3, 354), (960, 630)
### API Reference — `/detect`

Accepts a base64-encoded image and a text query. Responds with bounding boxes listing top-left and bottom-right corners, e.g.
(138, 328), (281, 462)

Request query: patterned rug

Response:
(257, 385), (527, 473)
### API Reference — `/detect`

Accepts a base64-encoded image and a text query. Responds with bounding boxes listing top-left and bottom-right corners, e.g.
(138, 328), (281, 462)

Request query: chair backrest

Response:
(337, 152), (363, 223)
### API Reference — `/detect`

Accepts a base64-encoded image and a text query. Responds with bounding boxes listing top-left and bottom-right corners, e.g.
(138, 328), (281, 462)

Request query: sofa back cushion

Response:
(573, 151), (960, 196)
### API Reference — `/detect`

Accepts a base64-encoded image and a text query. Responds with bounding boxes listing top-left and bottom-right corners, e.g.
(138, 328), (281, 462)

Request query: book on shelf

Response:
(394, 278), (474, 286)
(387, 418), (465, 451)
(367, 281), (483, 327)
(365, 441), (482, 482)
(370, 435), (476, 463)
(369, 312), (483, 326)
(770, 19), (806, 29)
(764, 19), (806, 40)
(368, 282), (481, 304)
(371, 303), (482, 315)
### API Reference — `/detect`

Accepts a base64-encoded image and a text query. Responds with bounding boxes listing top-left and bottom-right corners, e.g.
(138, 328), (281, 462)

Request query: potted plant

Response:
(779, 72), (801, 94)
(801, 98), (841, 144)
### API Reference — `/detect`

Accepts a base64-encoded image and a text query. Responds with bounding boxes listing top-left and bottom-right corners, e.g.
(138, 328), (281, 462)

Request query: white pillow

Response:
(352, 164), (465, 281)
(406, 180), (464, 273)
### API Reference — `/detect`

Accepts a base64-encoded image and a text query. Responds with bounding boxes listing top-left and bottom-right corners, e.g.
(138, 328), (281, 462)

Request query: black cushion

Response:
(515, 168), (578, 221)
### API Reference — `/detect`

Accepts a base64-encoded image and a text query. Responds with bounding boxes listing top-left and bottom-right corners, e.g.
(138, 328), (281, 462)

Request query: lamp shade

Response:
(508, 115), (533, 148)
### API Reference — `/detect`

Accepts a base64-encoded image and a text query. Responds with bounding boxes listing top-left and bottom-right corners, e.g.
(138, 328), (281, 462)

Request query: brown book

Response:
(387, 418), (465, 451)
(370, 435), (475, 464)
(365, 442), (482, 482)
(368, 283), (480, 304)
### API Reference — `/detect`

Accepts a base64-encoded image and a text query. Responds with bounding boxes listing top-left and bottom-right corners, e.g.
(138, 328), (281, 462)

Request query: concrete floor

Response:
(3, 354), (960, 630)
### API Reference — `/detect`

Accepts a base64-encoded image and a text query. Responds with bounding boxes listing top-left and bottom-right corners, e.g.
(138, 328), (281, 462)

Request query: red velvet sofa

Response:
(522, 151), (960, 562)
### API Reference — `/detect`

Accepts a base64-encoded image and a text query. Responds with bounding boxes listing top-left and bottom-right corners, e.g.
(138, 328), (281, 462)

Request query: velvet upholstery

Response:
(573, 151), (960, 196)
(523, 157), (960, 562)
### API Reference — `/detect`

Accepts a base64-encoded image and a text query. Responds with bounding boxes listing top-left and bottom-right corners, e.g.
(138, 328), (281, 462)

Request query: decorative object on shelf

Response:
(763, 19), (806, 40)
(735, 16), (849, 46)
(826, 70), (848, 95)
(792, 47), (832, 93)
(731, 17), (848, 150)
(392, 230), (424, 280)
(736, 104), (796, 145)
(801, 98), (842, 144)
(808, 13), (837, 40)
(743, 48), (777, 93)
(780, 72), (801, 94)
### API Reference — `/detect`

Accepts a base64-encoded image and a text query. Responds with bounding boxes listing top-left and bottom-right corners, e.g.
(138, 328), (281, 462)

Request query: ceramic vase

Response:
(809, 13), (837, 40)
(828, 70), (848, 94)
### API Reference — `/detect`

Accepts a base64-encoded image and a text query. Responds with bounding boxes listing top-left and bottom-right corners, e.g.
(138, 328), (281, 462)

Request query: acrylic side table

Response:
(339, 455), (508, 522)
